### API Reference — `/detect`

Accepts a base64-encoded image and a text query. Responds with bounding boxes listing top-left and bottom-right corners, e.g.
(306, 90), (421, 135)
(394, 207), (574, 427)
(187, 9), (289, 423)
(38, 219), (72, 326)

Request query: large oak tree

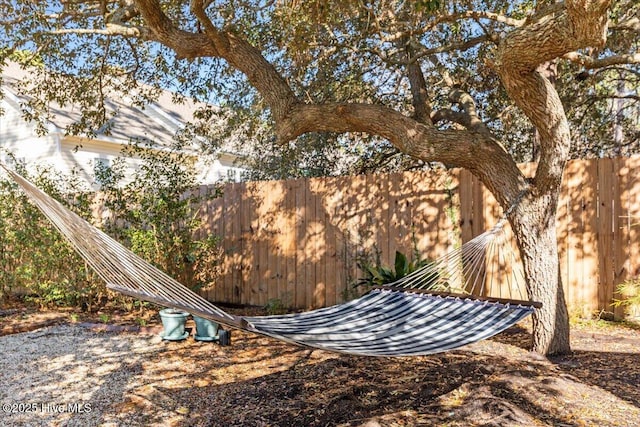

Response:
(2, 0), (639, 355)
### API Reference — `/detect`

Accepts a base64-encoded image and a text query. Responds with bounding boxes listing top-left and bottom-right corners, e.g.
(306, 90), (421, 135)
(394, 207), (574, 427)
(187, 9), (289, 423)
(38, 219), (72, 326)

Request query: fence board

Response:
(459, 169), (474, 245)
(223, 182), (238, 303)
(310, 178), (326, 308)
(570, 159), (599, 313)
(259, 180), (276, 306)
(562, 161), (583, 309)
(324, 177), (340, 306)
(347, 174), (368, 296)
(401, 174), (412, 255)
(294, 179), (307, 308)
(236, 182), (250, 305)
(612, 157), (627, 318)
(597, 158), (615, 311)
(387, 173), (401, 264)
(283, 179), (298, 307)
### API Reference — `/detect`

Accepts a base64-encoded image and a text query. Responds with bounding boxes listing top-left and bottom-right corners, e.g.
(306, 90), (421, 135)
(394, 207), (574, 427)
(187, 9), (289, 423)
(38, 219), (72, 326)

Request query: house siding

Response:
(1, 62), (245, 187)
(0, 98), (61, 167)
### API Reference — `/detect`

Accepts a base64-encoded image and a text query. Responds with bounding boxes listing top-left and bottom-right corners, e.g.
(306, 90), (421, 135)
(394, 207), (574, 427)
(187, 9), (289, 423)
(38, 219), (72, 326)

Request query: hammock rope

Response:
(1, 164), (539, 356)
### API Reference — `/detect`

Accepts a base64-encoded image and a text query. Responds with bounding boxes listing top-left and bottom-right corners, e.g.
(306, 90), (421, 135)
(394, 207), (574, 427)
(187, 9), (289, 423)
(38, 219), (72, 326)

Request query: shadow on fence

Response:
(195, 157), (640, 314)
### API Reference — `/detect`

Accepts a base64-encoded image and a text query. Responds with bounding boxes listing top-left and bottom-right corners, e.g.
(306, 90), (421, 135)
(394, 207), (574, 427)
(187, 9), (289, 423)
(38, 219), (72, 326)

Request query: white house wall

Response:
(196, 154), (244, 183)
(62, 138), (243, 188)
(2, 62), (246, 187)
(0, 98), (61, 170)
(1, 99), (242, 188)
(59, 138), (144, 188)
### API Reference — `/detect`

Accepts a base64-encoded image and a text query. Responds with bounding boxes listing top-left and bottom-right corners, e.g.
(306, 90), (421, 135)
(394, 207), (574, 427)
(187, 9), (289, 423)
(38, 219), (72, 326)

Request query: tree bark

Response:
(510, 193), (571, 355)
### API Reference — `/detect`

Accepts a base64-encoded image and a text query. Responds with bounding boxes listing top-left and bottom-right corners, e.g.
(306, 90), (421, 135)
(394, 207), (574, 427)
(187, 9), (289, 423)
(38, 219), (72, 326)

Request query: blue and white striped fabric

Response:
(244, 289), (534, 356)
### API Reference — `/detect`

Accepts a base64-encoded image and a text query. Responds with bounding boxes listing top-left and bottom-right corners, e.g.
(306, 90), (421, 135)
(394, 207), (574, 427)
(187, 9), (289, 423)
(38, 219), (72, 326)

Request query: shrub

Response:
(357, 250), (438, 288)
(612, 279), (640, 319)
(95, 141), (224, 293)
(0, 160), (100, 308)
(0, 144), (224, 310)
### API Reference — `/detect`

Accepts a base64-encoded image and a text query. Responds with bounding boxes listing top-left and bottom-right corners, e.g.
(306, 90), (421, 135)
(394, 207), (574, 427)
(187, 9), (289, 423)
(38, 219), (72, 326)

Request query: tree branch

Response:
(187, 0), (299, 121)
(494, 0), (612, 193)
(369, 35), (493, 67)
(430, 89), (493, 136)
(50, 24), (145, 37)
(420, 10), (526, 33)
(524, 2), (566, 25)
(564, 52), (640, 68)
(611, 16), (640, 32)
(430, 108), (469, 127)
(448, 89), (492, 135)
(410, 34), (496, 65)
(105, 0), (139, 25)
(276, 102), (526, 206)
(396, 35), (432, 124)
(128, 0), (525, 204)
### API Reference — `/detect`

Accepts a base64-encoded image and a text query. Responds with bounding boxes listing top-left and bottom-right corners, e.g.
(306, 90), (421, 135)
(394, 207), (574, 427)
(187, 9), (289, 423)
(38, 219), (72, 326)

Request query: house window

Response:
(93, 157), (111, 186)
(226, 168), (239, 182)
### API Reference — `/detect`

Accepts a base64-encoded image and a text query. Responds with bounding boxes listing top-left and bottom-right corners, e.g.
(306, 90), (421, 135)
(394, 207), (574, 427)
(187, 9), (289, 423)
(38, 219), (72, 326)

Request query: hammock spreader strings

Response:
(381, 218), (530, 303)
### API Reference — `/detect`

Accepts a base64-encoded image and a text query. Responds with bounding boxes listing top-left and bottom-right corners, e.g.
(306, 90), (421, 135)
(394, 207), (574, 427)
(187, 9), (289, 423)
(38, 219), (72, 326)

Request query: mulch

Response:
(1, 304), (639, 426)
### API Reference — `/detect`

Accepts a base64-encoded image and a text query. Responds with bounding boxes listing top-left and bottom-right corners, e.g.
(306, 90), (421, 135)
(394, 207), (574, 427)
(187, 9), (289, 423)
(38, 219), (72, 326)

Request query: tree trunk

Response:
(510, 193), (571, 355)
(492, 1), (612, 356)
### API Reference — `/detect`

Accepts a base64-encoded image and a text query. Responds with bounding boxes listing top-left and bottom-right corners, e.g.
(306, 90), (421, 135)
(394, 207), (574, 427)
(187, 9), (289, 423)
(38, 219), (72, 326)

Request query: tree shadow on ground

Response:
(2, 318), (639, 426)
(150, 340), (630, 427)
(551, 350), (640, 408)
(489, 324), (640, 410)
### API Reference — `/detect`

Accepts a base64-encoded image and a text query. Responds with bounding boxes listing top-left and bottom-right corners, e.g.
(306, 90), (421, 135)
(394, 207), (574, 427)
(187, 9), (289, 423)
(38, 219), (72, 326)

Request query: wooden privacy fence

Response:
(196, 156), (640, 316)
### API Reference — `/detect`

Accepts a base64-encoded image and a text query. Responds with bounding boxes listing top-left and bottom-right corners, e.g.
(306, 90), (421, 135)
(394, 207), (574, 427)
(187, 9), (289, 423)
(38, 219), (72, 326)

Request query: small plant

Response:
(264, 298), (288, 315)
(357, 250), (438, 288)
(69, 313), (80, 323)
(612, 279), (640, 319)
(99, 313), (110, 324)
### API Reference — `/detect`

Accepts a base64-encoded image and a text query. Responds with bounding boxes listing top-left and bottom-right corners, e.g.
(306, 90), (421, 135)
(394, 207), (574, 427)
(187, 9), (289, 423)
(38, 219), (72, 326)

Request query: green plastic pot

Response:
(193, 315), (220, 342)
(159, 308), (190, 341)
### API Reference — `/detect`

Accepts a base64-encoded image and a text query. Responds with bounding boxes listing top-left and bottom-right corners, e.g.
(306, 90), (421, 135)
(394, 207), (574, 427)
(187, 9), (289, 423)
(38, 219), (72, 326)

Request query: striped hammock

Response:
(1, 165), (539, 357)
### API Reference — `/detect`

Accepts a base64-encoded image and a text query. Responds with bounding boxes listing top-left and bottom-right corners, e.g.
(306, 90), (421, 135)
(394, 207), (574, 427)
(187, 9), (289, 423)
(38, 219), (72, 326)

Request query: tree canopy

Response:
(2, 1), (637, 176)
(1, 0), (639, 355)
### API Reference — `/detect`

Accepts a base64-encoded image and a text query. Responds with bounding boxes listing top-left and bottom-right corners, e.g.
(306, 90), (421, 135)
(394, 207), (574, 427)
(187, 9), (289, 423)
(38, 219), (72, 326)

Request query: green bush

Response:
(612, 279), (640, 318)
(357, 250), (438, 288)
(0, 144), (224, 310)
(0, 161), (99, 308)
(95, 141), (224, 293)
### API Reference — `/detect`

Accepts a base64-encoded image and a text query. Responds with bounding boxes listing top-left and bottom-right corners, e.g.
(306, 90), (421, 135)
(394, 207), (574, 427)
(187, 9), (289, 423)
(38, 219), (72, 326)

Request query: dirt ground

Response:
(0, 305), (639, 427)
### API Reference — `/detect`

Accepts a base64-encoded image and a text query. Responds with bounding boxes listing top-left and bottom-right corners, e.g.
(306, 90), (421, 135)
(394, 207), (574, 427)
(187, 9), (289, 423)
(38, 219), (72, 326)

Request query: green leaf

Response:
(394, 251), (409, 277)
